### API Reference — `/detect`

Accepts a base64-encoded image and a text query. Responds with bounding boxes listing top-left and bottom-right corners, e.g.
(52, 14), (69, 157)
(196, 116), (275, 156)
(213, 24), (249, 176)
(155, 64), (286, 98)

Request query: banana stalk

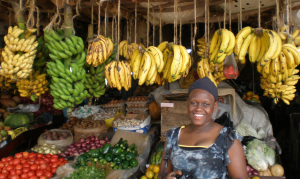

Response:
(64, 3), (73, 38)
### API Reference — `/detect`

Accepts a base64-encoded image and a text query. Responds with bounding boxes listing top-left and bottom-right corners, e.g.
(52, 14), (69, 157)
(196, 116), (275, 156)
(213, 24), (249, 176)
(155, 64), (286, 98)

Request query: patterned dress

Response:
(163, 126), (243, 179)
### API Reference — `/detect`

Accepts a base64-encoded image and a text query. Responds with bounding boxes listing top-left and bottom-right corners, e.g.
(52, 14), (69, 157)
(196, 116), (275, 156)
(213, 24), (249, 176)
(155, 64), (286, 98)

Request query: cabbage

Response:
(264, 145), (276, 166)
(246, 148), (268, 172)
(4, 113), (34, 129)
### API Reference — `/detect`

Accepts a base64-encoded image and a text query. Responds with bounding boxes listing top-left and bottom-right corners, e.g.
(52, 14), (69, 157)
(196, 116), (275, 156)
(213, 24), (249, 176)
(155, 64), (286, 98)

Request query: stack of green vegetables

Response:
(63, 165), (108, 179)
(73, 138), (139, 170)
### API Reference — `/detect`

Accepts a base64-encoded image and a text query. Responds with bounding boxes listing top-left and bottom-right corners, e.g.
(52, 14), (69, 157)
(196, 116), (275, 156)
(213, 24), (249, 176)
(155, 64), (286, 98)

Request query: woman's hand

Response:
(164, 170), (182, 179)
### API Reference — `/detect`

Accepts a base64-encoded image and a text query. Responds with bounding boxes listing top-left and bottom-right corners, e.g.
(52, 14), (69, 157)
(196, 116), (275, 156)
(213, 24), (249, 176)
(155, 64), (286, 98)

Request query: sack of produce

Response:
(31, 143), (62, 155)
(38, 129), (73, 150)
(4, 112), (34, 129)
(74, 120), (108, 142)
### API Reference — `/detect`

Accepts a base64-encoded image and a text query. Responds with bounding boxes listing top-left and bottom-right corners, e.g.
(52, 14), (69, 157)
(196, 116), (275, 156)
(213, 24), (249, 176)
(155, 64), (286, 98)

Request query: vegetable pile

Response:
(73, 138), (138, 170)
(77, 119), (102, 129)
(31, 143), (62, 155)
(63, 165), (108, 179)
(0, 151), (67, 179)
(246, 139), (284, 177)
(113, 118), (144, 127)
(60, 136), (110, 158)
(41, 130), (70, 141)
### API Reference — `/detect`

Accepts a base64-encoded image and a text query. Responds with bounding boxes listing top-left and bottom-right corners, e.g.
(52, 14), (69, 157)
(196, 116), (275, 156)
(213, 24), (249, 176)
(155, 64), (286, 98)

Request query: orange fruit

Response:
(149, 164), (155, 171)
(252, 94), (259, 100)
(246, 96), (252, 100)
(140, 176), (148, 179)
(146, 171), (154, 179)
(242, 95), (247, 99)
(246, 91), (253, 97)
(152, 165), (160, 174)
(154, 173), (158, 179)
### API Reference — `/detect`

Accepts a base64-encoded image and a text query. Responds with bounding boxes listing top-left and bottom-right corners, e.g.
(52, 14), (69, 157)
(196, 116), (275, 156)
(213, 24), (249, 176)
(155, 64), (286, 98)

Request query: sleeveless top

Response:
(163, 126), (243, 179)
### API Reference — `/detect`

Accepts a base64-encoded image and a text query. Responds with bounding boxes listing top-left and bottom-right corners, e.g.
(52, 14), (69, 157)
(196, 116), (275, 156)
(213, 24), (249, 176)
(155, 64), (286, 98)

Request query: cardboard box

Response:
(113, 112), (152, 133)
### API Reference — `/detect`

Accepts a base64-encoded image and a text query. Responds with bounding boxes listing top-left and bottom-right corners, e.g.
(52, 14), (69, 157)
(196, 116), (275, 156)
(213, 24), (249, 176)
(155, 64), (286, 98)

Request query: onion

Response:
(96, 144), (101, 148)
(95, 137), (99, 141)
(64, 151), (69, 155)
(107, 141), (111, 144)
(86, 145), (91, 150)
(82, 147), (87, 151)
(66, 148), (72, 152)
(86, 139), (91, 144)
(69, 152), (73, 155)
(95, 140), (100, 144)
(12, 96), (21, 104)
(0, 99), (17, 108)
(249, 167), (254, 172)
(104, 137), (109, 142)
(252, 171), (259, 176)
(79, 138), (85, 143)
(75, 143), (81, 148)
(81, 143), (86, 147)
(246, 165), (251, 172)
(78, 149), (84, 153)
(69, 144), (75, 147)
(248, 172), (252, 176)
(91, 143), (95, 146)
(91, 146), (97, 149)
(73, 151), (79, 156)
(99, 140), (105, 145)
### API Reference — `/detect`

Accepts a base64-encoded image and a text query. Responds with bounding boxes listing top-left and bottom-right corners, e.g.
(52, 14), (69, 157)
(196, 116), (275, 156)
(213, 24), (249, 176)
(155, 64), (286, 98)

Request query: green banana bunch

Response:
(43, 28), (85, 67)
(47, 59), (88, 110)
(34, 36), (49, 73)
(84, 63), (107, 98)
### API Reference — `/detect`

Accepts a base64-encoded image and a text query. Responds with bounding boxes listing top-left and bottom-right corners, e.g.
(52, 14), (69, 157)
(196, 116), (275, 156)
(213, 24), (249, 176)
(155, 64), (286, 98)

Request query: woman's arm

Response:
(158, 142), (182, 179)
(227, 140), (248, 179)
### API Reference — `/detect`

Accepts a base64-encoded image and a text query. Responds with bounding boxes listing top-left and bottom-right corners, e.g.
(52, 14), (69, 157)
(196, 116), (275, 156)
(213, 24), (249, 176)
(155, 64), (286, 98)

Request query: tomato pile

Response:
(0, 151), (67, 179)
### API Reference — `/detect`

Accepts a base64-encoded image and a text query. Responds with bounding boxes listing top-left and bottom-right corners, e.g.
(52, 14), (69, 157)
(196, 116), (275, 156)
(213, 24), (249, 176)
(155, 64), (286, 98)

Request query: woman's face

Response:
(187, 89), (218, 126)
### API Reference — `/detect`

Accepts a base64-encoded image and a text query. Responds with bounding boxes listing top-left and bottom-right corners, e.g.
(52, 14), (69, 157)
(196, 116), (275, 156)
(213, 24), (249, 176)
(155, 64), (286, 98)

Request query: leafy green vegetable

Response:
(64, 165), (108, 179)
(264, 145), (275, 166)
(4, 113), (34, 129)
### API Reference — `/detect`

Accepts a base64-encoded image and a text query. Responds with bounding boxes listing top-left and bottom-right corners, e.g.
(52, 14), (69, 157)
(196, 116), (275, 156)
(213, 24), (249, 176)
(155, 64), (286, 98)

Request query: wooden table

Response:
(0, 115), (65, 158)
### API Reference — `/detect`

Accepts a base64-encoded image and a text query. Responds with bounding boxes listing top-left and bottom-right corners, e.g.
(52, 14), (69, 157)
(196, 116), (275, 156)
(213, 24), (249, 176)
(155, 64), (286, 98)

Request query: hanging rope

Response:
(286, 0), (289, 33)
(223, 0), (226, 29)
(91, 6), (94, 24)
(258, 0), (261, 27)
(191, 23), (193, 50)
(229, 0), (231, 31)
(147, 0), (149, 47)
(159, 5), (162, 44)
(179, 7), (182, 45)
(174, 0), (176, 44)
(275, 0), (279, 33)
(112, 15), (115, 43)
(239, 0), (242, 30)
(44, 0), (61, 32)
(26, 0), (39, 29)
(193, 0), (197, 51)
(204, 0), (208, 58)
(135, 0), (137, 49)
(126, 13), (129, 43)
(117, 0), (121, 61)
(153, 9), (155, 46)
(105, 6), (107, 36)
(9, 8), (12, 26)
(97, 0), (101, 35)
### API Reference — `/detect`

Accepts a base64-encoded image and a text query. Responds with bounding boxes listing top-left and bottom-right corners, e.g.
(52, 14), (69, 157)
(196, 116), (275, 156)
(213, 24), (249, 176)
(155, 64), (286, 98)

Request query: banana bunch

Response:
(197, 58), (225, 86)
(0, 48), (4, 62)
(47, 60), (88, 110)
(279, 27), (298, 46)
(8, 131), (16, 140)
(119, 40), (145, 60)
(84, 64), (106, 98)
(209, 29), (236, 64)
(0, 76), (14, 90)
(153, 73), (165, 86)
(197, 38), (209, 57)
(180, 69), (196, 89)
(261, 69), (299, 105)
(33, 36), (50, 73)
(44, 29), (86, 67)
(1, 26), (38, 80)
(105, 60), (132, 91)
(16, 71), (48, 101)
(86, 35), (114, 67)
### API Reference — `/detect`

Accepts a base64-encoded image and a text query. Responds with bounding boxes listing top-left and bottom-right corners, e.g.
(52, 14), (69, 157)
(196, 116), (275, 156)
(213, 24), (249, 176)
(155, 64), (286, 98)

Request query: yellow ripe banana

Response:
(148, 46), (162, 72)
(147, 52), (157, 81)
(86, 43), (94, 64)
(262, 30), (278, 64)
(104, 62), (113, 87)
(217, 53), (227, 64)
(119, 40), (128, 56)
(197, 60), (205, 79)
(270, 57), (280, 77)
(263, 60), (271, 75)
(279, 32), (287, 40)
(292, 69), (299, 75)
(130, 49), (140, 70)
(271, 30), (282, 59)
(179, 45), (189, 75)
(123, 61), (132, 89)
(219, 29), (230, 53)
(157, 41), (168, 52)
(171, 45), (182, 78)
(285, 75), (300, 81)
(278, 51), (287, 74)
(249, 35), (259, 63)
(239, 33), (254, 61)
(109, 61), (117, 88)
(209, 30), (220, 54)
(225, 31), (236, 54)
(292, 29), (299, 38)
(163, 54), (173, 80)
(282, 48), (295, 69)
(277, 74), (283, 82)
(284, 79), (298, 86)
(282, 44), (300, 65)
(257, 61), (263, 74)
(210, 37), (221, 62)
(163, 48), (170, 63)
(132, 51), (142, 80)
(114, 62), (122, 90)
(138, 51), (152, 85)
(235, 26), (253, 55)
(116, 61), (127, 90)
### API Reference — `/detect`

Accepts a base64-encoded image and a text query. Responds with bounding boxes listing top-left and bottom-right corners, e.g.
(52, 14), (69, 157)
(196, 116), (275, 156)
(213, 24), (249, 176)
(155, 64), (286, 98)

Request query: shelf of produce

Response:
(0, 114), (65, 159)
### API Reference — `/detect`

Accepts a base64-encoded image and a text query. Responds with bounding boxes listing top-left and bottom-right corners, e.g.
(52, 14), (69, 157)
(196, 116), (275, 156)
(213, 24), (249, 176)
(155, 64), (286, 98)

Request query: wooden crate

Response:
(161, 99), (191, 141)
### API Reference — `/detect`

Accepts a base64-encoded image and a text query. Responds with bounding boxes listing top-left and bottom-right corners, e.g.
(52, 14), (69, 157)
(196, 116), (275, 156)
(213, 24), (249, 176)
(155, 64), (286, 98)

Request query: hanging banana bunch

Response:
(197, 38), (209, 57)
(197, 58), (225, 87)
(1, 26), (38, 80)
(119, 40), (145, 62)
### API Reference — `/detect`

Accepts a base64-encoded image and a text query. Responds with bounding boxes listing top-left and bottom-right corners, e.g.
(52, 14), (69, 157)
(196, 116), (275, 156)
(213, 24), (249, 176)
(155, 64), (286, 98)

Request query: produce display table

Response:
(0, 114), (65, 159)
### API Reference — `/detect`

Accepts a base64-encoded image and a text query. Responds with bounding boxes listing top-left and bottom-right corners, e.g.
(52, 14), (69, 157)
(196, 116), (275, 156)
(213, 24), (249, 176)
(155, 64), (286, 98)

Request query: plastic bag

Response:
(7, 104), (41, 113)
(37, 129), (73, 150)
(52, 158), (77, 179)
(74, 120), (108, 142)
(4, 112), (34, 129)
(70, 105), (103, 119)
(223, 53), (239, 79)
(214, 112), (233, 129)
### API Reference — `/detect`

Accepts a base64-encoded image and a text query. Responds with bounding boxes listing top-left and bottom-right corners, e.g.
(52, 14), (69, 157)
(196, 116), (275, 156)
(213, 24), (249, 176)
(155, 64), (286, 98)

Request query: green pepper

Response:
(98, 154), (104, 160)
(125, 152), (134, 161)
(110, 162), (116, 168)
(88, 149), (100, 158)
(115, 138), (123, 147)
(84, 153), (90, 157)
(103, 143), (112, 154)
(113, 156), (122, 164)
(127, 144), (135, 151)
(110, 147), (117, 155)
(105, 153), (113, 162)
(132, 150), (138, 157)
(99, 146), (105, 154)
(114, 147), (123, 155)
(118, 164), (122, 169)
(119, 151), (127, 160)
(122, 161), (129, 169)
(113, 165), (119, 170)
(77, 154), (87, 163)
(120, 140), (128, 148)
(130, 158), (138, 167)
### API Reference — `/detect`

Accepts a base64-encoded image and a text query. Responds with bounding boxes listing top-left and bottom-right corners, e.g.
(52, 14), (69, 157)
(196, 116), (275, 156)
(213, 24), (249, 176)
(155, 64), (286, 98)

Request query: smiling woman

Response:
(158, 77), (248, 179)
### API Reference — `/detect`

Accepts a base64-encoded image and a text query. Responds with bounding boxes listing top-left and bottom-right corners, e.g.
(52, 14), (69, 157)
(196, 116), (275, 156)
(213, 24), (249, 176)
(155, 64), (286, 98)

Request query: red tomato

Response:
(39, 164), (47, 170)
(39, 176), (48, 179)
(44, 171), (52, 179)
(16, 169), (22, 175)
(6, 165), (14, 171)
(56, 161), (61, 166)
(51, 155), (58, 159)
(50, 167), (56, 174)
(34, 160), (40, 165)
(51, 163), (58, 168)
(9, 161), (13, 166)
(29, 158), (36, 162)
(1, 158), (5, 163)
(39, 160), (46, 165)
(20, 173), (28, 179)
(28, 154), (36, 159)
(4, 162), (9, 167)
(0, 168), (2, 173)
(35, 170), (44, 177)
(50, 158), (57, 163)
(30, 165), (38, 171)
(15, 153), (22, 159)
(45, 154), (51, 158)
(46, 166), (50, 172)
(0, 162), (4, 168)
(27, 171), (35, 177)
(59, 162), (66, 167)
(20, 159), (27, 165)
(43, 158), (49, 163)
(23, 152), (29, 159)
(15, 164), (23, 170)
(10, 175), (20, 179)
(23, 164), (30, 168)
(27, 161), (34, 165)
(23, 167), (30, 173)
(58, 158), (64, 162)
(30, 177), (38, 179)
(0, 173), (8, 179)
(2, 169), (8, 174)
(6, 156), (13, 162)
(13, 159), (20, 166)
(10, 169), (16, 175)
(36, 154), (43, 159)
